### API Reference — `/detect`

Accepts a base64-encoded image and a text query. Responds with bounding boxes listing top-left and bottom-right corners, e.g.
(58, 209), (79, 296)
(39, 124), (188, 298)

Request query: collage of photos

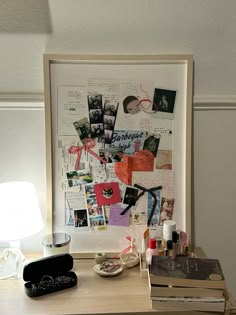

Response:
(58, 79), (176, 233)
(84, 183), (106, 231)
(87, 94), (119, 144)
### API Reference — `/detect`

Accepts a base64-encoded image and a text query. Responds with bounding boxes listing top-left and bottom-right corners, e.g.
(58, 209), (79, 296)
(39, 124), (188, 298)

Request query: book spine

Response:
(149, 274), (225, 289)
(151, 299), (225, 312)
(150, 288), (224, 298)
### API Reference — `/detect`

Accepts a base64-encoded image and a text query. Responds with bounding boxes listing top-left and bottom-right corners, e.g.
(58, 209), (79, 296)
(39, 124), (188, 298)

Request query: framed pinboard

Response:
(43, 54), (193, 255)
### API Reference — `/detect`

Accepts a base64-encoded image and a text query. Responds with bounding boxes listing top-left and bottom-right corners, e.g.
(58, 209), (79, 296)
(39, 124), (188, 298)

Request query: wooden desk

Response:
(0, 254), (230, 315)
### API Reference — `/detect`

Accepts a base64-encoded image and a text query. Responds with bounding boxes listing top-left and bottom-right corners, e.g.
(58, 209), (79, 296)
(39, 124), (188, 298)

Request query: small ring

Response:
(41, 275), (54, 283)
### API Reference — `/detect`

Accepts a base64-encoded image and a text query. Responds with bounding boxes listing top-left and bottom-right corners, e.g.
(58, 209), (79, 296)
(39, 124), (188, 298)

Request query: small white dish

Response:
(93, 261), (124, 277)
(120, 252), (140, 268)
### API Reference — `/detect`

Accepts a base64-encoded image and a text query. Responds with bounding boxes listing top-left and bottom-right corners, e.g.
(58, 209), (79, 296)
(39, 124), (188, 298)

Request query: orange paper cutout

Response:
(114, 150), (154, 185)
(114, 156), (133, 185)
(132, 150), (154, 171)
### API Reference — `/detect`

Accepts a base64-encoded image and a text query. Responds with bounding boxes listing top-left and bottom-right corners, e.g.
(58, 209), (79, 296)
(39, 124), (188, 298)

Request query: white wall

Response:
(0, 0), (236, 98)
(193, 108), (236, 298)
(0, 0), (236, 299)
(0, 106), (46, 254)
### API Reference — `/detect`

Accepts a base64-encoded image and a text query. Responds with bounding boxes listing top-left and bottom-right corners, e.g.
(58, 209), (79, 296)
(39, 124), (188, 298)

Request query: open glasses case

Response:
(23, 253), (77, 297)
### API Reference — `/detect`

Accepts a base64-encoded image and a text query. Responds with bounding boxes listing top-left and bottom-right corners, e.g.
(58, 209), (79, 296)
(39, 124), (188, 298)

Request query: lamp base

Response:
(0, 247), (26, 279)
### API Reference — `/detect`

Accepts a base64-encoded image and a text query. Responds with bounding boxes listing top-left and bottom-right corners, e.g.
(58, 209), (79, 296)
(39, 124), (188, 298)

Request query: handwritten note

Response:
(65, 191), (86, 209)
(57, 84), (88, 136)
(109, 203), (130, 227)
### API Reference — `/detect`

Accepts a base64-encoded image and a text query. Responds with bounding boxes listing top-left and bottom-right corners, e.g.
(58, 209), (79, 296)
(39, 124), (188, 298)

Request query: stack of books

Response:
(148, 255), (226, 312)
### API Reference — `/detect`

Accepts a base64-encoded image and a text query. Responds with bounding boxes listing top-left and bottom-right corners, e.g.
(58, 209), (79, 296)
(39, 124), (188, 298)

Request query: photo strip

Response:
(84, 183), (106, 231)
(101, 100), (119, 144)
(87, 93), (104, 139)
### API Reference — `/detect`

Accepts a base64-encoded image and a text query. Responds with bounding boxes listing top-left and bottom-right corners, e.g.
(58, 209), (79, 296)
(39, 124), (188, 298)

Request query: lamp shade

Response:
(0, 181), (44, 241)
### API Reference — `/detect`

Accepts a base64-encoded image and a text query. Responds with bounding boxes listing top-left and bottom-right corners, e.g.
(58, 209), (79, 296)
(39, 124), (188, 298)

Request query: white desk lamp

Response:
(0, 181), (44, 279)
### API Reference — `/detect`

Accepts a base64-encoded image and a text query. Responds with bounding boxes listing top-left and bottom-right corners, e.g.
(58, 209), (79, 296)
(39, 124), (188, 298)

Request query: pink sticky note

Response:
(109, 203), (130, 227)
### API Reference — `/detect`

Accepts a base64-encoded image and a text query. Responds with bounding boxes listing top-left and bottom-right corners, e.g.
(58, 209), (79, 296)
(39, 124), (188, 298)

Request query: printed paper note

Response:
(57, 84), (87, 136)
(108, 130), (146, 155)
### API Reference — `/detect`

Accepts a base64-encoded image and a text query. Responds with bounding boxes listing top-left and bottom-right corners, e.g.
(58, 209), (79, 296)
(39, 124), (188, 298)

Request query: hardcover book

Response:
(149, 284), (224, 298)
(151, 297), (225, 312)
(149, 256), (225, 289)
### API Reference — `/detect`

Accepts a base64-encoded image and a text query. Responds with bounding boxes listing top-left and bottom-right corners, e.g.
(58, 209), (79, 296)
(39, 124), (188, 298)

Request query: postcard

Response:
(108, 130), (146, 155)
(156, 150), (172, 170)
(159, 197), (175, 225)
(147, 190), (161, 227)
(94, 182), (121, 206)
(130, 209), (146, 225)
(66, 169), (93, 187)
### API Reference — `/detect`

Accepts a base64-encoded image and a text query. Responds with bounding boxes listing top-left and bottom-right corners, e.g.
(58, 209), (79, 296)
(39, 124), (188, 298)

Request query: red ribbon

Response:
(68, 138), (107, 171)
(139, 84), (158, 112)
(115, 236), (135, 258)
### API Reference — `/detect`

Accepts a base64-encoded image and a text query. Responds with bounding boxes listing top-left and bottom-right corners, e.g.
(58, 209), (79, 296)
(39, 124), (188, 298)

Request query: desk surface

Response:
(0, 251), (227, 315)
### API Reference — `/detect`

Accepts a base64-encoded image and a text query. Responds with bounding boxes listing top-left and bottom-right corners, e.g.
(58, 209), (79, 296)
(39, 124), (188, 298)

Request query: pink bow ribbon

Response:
(68, 138), (107, 171)
(115, 236), (135, 258)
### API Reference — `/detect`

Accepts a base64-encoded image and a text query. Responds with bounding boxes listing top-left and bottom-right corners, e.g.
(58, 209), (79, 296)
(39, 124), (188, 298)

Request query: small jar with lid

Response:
(42, 233), (71, 257)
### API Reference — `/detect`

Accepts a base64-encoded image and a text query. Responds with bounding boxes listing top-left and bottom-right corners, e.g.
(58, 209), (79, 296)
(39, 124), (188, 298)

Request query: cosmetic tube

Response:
(146, 238), (158, 265)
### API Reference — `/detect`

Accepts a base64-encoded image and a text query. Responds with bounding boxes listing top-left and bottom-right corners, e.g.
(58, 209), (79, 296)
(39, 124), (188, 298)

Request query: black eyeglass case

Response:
(23, 253), (77, 297)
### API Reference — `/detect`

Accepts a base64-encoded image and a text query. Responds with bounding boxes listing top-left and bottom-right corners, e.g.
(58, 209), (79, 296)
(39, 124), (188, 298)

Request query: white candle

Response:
(42, 233), (71, 257)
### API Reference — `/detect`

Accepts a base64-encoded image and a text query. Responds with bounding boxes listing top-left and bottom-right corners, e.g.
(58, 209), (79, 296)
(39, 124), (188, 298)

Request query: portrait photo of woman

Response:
(123, 95), (141, 114)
